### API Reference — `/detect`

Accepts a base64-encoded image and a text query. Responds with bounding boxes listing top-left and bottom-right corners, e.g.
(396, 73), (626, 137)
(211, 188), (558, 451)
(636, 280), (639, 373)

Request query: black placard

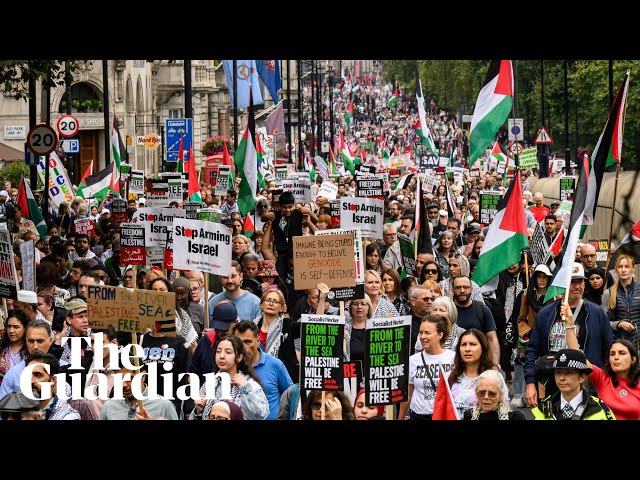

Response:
(300, 314), (345, 391)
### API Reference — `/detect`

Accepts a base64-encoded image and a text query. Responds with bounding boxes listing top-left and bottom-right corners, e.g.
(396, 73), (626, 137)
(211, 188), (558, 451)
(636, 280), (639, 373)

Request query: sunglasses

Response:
(423, 269), (438, 275)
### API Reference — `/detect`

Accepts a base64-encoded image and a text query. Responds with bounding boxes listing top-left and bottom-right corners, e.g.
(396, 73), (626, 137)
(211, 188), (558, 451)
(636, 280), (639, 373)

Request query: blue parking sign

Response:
(165, 118), (193, 162)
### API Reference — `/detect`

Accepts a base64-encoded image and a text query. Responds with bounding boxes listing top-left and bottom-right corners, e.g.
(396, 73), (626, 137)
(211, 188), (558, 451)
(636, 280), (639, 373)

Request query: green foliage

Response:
(0, 60), (88, 101)
(0, 160), (30, 188)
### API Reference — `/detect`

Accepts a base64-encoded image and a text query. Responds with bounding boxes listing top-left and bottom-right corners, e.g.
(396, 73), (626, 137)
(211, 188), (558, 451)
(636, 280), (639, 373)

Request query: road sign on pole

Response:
(56, 114), (79, 138)
(60, 138), (80, 154)
(509, 142), (524, 156)
(165, 118), (193, 162)
(27, 124), (58, 156)
(507, 118), (524, 142)
(534, 127), (553, 144)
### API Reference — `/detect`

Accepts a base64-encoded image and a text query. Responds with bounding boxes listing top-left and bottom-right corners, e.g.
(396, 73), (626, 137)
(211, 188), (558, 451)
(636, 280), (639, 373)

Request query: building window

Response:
(168, 109), (183, 119)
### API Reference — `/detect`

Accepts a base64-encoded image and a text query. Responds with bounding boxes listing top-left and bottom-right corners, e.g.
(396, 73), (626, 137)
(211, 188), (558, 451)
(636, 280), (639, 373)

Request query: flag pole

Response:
(233, 60), (238, 152)
(510, 60), (520, 169)
(603, 162), (621, 290)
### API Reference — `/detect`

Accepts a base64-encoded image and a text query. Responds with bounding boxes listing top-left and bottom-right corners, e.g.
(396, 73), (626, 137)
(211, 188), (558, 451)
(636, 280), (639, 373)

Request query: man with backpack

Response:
(452, 275), (501, 369)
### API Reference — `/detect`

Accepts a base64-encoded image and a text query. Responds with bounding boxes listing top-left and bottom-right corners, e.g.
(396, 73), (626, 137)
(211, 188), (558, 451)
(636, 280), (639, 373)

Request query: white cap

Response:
(138, 198), (146, 204)
(534, 263), (553, 277)
(571, 262), (587, 280)
(17, 290), (37, 304)
(439, 209), (448, 217)
(0, 190), (7, 197)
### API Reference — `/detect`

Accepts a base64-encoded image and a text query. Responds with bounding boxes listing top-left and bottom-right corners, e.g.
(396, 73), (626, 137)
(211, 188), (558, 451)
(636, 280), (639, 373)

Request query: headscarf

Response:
(354, 389), (384, 416)
(584, 266), (606, 305)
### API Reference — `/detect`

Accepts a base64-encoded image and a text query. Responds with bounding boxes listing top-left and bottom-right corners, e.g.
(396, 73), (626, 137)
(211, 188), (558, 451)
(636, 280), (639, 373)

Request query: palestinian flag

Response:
(186, 144), (202, 202)
(346, 101), (354, 128)
(544, 164), (588, 303)
(490, 141), (507, 169)
(255, 132), (266, 190)
(234, 91), (259, 216)
(352, 82), (360, 94)
(387, 88), (399, 107)
(17, 176), (47, 238)
(393, 173), (414, 192)
(416, 78), (438, 155)
(412, 178), (433, 257)
(617, 220), (640, 264)
(76, 163), (114, 201)
(304, 154), (317, 182)
(339, 130), (355, 175)
(445, 183), (458, 219)
(469, 60), (513, 166)
(473, 171), (528, 288)
(76, 160), (94, 194)
(110, 112), (124, 196)
(243, 212), (255, 238)
(584, 72), (629, 231)
(549, 228), (565, 257)
(432, 365), (460, 420)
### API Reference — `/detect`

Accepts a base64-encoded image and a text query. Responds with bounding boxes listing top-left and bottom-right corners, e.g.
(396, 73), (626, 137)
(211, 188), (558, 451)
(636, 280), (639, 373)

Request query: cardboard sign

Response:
(300, 314), (345, 391)
(279, 179), (312, 204)
(356, 176), (384, 199)
(340, 197), (384, 239)
(110, 199), (129, 224)
(19, 240), (35, 292)
(365, 316), (412, 405)
(86, 285), (176, 335)
(214, 165), (232, 196)
(172, 218), (232, 275)
(316, 181), (338, 201)
(74, 218), (95, 238)
(130, 169), (145, 195)
(560, 176), (576, 202)
(480, 191), (502, 225)
(343, 361), (364, 406)
(397, 233), (416, 277)
(316, 228), (365, 301)
(133, 208), (185, 248)
(0, 227), (19, 300)
(119, 223), (146, 265)
(422, 175), (438, 195)
(184, 202), (203, 220)
(293, 233), (356, 290)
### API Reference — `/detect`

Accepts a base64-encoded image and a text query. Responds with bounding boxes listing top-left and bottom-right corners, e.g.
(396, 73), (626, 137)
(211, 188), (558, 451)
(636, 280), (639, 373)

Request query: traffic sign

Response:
(534, 127), (553, 144)
(507, 118), (524, 142)
(165, 118), (192, 162)
(56, 114), (79, 138)
(60, 138), (80, 154)
(27, 124), (58, 156)
(509, 142), (524, 156)
(24, 142), (39, 166)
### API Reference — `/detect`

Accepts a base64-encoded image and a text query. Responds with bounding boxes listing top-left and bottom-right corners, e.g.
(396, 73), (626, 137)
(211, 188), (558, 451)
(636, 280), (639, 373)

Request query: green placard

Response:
(519, 147), (537, 168)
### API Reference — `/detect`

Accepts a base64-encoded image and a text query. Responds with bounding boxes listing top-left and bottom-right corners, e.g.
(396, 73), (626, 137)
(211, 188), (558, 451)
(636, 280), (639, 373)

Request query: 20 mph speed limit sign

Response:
(57, 114), (80, 138)
(509, 142), (524, 156)
(27, 124), (58, 156)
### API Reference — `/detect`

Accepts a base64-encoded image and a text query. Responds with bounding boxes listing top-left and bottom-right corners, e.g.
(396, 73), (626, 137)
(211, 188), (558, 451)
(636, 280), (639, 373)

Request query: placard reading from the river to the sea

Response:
(300, 314), (345, 391)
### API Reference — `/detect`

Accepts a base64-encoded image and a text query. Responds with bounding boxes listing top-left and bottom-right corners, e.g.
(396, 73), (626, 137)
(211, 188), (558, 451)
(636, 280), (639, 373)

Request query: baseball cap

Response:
(0, 190), (8, 197)
(533, 263), (553, 277)
(466, 223), (481, 235)
(17, 290), (38, 305)
(551, 200), (560, 206)
(571, 262), (587, 280)
(211, 302), (238, 331)
(65, 298), (88, 315)
(138, 198), (146, 205)
(439, 209), (448, 217)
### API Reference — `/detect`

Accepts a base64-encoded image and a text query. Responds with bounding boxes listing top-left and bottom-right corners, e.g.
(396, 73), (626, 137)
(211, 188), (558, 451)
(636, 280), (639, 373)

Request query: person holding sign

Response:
(399, 315), (455, 420)
(345, 295), (373, 363)
(190, 336), (269, 420)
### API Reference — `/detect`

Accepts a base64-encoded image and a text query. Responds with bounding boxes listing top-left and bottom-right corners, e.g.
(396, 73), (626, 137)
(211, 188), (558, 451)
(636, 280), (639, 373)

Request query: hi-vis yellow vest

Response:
(531, 396), (616, 420)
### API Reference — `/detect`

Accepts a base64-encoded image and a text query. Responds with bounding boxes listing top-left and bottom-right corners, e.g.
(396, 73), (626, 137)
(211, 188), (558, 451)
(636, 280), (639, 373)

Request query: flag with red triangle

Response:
(617, 219), (640, 264)
(346, 101), (354, 128)
(186, 144), (201, 202)
(76, 160), (94, 194)
(243, 211), (255, 238)
(549, 228), (565, 257)
(432, 365), (460, 420)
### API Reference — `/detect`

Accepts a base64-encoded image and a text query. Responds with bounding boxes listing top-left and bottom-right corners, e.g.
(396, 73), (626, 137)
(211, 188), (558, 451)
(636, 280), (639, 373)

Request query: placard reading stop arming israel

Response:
(172, 218), (232, 276)
(340, 197), (384, 239)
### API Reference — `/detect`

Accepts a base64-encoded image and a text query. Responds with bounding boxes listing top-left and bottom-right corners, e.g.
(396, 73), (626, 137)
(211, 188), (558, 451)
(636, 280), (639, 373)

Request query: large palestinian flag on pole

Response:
(234, 91), (258, 216)
(583, 71), (629, 231)
(544, 164), (589, 303)
(387, 88), (399, 107)
(76, 162), (114, 201)
(469, 60), (513, 166)
(472, 171), (528, 288)
(17, 176), (47, 238)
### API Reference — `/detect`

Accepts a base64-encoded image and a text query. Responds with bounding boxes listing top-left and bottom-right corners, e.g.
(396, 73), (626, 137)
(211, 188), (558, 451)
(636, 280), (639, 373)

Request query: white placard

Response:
(133, 208), (185, 247)
(279, 179), (312, 203)
(340, 197), (385, 239)
(172, 218), (232, 275)
(19, 240), (35, 292)
(316, 181), (338, 201)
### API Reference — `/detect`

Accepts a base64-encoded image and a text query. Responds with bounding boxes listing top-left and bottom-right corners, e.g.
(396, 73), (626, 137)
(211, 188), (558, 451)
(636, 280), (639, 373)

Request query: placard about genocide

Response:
(133, 208), (185, 247)
(300, 314), (345, 391)
(480, 191), (502, 225)
(20, 240), (35, 292)
(120, 223), (146, 265)
(86, 285), (176, 335)
(172, 218), (232, 275)
(184, 202), (203, 220)
(356, 176), (384, 199)
(0, 227), (18, 300)
(110, 199), (129, 224)
(293, 233), (356, 290)
(279, 179), (312, 203)
(560, 176), (576, 201)
(340, 197), (384, 239)
(365, 316), (411, 405)
(316, 228), (364, 301)
(130, 169), (145, 195)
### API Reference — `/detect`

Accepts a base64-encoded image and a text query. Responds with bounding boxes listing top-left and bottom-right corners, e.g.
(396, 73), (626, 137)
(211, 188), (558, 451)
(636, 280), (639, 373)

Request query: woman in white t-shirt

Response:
(398, 314), (455, 420)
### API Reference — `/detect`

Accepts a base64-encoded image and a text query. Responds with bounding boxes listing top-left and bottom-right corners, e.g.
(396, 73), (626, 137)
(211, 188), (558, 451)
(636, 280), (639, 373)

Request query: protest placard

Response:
(86, 285), (176, 335)
(160, 172), (182, 204)
(164, 228), (174, 270)
(5, 203), (16, 234)
(133, 208), (185, 247)
(130, 169), (145, 195)
(418, 155), (438, 172)
(316, 181), (338, 201)
(365, 315), (411, 405)
(316, 228), (364, 301)
(146, 177), (169, 207)
(587, 239), (610, 269)
(560, 176), (576, 201)
(214, 165), (232, 196)
(329, 200), (341, 228)
(279, 179), (312, 203)
(530, 222), (550, 267)
(119, 223), (146, 265)
(343, 361), (364, 406)
(184, 202), (203, 220)
(197, 208), (222, 222)
(293, 233), (356, 290)
(74, 218), (95, 238)
(36, 152), (74, 207)
(300, 314), (345, 391)
(356, 176), (384, 199)
(422, 175), (439, 195)
(355, 164), (375, 175)
(110, 199), (129, 224)
(480, 191), (502, 225)
(20, 240), (35, 292)
(340, 197), (384, 239)
(0, 227), (18, 300)
(397, 233), (416, 277)
(172, 218), (232, 275)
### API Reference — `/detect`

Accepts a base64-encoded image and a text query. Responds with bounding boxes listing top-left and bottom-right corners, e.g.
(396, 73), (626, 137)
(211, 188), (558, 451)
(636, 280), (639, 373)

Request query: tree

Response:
(0, 60), (87, 100)
(0, 161), (31, 188)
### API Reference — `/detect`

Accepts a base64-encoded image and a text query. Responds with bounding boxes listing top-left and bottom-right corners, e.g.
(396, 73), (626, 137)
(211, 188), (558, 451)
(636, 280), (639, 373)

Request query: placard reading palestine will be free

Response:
(300, 314), (345, 391)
